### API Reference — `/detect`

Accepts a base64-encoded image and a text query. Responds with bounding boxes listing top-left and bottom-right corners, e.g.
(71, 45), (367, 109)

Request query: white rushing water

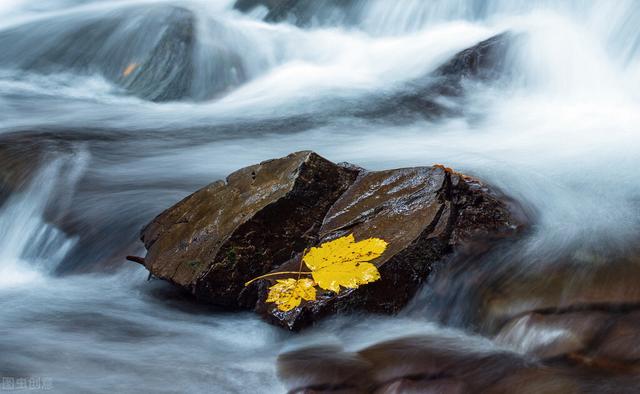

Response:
(1, 0), (640, 392)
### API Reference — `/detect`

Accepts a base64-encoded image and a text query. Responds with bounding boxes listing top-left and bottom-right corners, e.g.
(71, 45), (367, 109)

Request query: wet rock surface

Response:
(480, 258), (640, 332)
(136, 152), (523, 325)
(0, 5), (247, 102)
(494, 311), (610, 360)
(0, 134), (76, 207)
(277, 327), (640, 394)
(276, 333), (565, 394)
(260, 165), (520, 329)
(365, 32), (518, 120)
(139, 151), (358, 309)
(234, 0), (359, 27)
(263, 170), (640, 392)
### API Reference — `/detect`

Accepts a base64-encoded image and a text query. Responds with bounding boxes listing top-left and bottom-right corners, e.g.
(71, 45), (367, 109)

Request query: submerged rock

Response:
(276, 334), (609, 393)
(494, 311), (609, 360)
(0, 140), (41, 206)
(361, 32), (519, 120)
(139, 151), (358, 309)
(277, 345), (373, 393)
(0, 134), (75, 207)
(234, 0), (359, 27)
(135, 151), (523, 329)
(0, 5), (248, 102)
(433, 32), (515, 91)
(277, 334), (532, 393)
(480, 258), (640, 333)
(593, 311), (640, 363)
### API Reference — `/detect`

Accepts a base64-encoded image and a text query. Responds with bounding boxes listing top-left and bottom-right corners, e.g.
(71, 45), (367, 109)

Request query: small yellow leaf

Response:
(303, 234), (387, 293)
(266, 278), (316, 312)
(122, 63), (139, 77)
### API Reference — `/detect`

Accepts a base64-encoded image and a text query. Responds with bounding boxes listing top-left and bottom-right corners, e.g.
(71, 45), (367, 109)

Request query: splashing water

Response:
(0, 152), (86, 287)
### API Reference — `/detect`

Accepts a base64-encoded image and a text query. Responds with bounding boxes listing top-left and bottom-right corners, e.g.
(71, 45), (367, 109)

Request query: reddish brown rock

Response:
(276, 334), (521, 394)
(139, 151), (358, 308)
(0, 134), (65, 205)
(481, 258), (640, 333)
(357, 335), (527, 391)
(277, 346), (372, 393)
(481, 367), (581, 394)
(593, 311), (640, 363)
(493, 312), (609, 360)
(261, 166), (522, 329)
(374, 378), (468, 394)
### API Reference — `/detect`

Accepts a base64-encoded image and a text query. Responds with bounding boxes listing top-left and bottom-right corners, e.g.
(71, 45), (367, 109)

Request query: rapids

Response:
(1, 0), (640, 392)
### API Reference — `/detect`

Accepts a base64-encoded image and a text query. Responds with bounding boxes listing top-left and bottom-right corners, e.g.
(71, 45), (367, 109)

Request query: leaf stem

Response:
(244, 271), (312, 287)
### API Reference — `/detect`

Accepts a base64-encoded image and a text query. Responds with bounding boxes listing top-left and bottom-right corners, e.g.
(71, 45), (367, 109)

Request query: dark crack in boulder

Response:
(138, 151), (359, 309)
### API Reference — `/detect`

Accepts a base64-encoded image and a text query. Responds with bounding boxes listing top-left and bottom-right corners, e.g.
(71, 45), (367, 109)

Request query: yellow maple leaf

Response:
(303, 234), (387, 293)
(266, 278), (316, 312)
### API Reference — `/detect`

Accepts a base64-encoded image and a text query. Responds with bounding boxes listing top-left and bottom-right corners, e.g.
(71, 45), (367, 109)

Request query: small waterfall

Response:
(0, 151), (87, 287)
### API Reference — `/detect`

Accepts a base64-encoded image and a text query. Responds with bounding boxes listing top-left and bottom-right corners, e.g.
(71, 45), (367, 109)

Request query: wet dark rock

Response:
(136, 151), (522, 328)
(480, 258), (640, 334)
(0, 140), (42, 206)
(0, 5), (246, 102)
(481, 367), (582, 394)
(234, 0), (360, 27)
(276, 331), (640, 393)
(277, 345), (372, 393)
(358, 335), (528, 391)
(277, 334), (530, 393)
(592, 311), (640, 363)
(361, 32), (518, 120)
(260, 165), (521, 330)
(115, 7), (195, 102)
(0, 134), (74, 207)
(374, 378), (468, 394)
(494, 312), (609, 360)
(433, 32), (516, 92)
(139, 151), (358, 309)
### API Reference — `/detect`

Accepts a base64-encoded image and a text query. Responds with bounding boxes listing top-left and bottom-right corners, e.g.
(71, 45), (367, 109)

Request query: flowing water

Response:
(1, 0), (640, 392)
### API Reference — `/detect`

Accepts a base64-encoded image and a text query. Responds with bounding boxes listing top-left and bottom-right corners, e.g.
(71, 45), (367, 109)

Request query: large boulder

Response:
(259, 165), (522, 329)
(138, 151), (358, 309)
(0, 5), (248, 102)
(135, 151), (524, 328)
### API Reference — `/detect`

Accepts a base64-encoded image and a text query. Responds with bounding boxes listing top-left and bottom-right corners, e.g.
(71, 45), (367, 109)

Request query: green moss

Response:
(188, 260), (201, 270)
(226, 248), (237, 264)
